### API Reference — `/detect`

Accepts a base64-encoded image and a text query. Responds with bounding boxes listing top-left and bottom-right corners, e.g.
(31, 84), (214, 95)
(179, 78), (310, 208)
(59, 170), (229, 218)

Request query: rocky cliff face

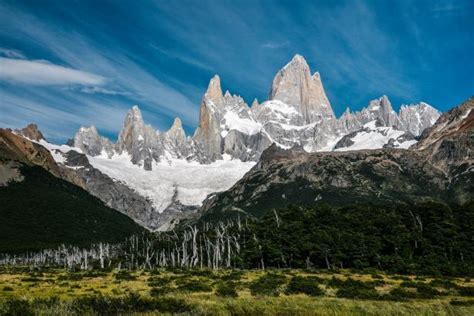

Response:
(73, 126), (114, 157)
(269, 54), (335, 123)
(414, 97), (473, 204)
(399, 102), (440, 136)
(14, 124), (45, 142)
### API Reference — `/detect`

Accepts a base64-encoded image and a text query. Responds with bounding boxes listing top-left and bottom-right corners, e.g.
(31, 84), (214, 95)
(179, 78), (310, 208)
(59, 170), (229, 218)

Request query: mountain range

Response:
(3, 54), (470, 234)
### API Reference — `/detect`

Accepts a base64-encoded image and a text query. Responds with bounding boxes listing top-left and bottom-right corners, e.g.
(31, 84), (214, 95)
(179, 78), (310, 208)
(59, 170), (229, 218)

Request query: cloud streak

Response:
(0, 57), (105, 86)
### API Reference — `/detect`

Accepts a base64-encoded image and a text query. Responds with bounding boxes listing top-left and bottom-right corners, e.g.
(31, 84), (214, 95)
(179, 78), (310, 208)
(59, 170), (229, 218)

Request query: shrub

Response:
(388, 284), (441, 300)
(72, 293), (192, 314)
(216, 282), (238, 297)
(114, 270), (137, 281)
(188, 269), (215, 277)
(58, 274), (83, 281)
(458, 286), (474, 297)
(149, 286), (174, 297)
(391, 275), (411, 281)
(336, 285), (379, 300)
(285, 276), (324, 296)
(20, 277), (41, 282)
(2, 286), (14, 292)
(1, 298), (34, 316)
(429, 279), (458, 289)
(176, 279), (213, 293)
(450, 299), (474, 306)
(415, 283), (441, 299)
(332, 278), (380, 300)
(387, 287), (415, 300)
(371, 274), (383, 279)
(399, 281), (419, 288)
(220, 270), (244, 281)
(250, 273), (286, 296)
(147, 276), (173, 287)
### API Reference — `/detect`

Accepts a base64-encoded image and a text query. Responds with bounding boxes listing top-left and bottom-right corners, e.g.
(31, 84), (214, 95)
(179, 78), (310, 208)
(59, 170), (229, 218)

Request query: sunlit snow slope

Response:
(88, 153), (255, 213)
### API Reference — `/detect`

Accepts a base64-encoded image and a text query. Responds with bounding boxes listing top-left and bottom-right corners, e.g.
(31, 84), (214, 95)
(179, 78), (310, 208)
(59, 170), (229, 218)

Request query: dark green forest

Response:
(0, 166), (143, 253)
(231, 202), (474, 275)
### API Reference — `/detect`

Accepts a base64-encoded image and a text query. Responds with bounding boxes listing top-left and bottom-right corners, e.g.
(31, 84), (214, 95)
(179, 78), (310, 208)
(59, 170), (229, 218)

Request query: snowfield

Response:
(88, 153), (255, 213)
(334, 121), (417, 151)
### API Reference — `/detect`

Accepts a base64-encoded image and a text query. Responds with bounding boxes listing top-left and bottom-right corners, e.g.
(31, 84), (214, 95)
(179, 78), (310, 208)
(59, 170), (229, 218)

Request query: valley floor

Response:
(0, 268), (473, 315)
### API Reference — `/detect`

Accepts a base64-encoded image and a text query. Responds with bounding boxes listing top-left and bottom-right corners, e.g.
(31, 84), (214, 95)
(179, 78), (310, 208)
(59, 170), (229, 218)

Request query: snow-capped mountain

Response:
(44, 54), (441, 230)
(334, 120), (416, 151)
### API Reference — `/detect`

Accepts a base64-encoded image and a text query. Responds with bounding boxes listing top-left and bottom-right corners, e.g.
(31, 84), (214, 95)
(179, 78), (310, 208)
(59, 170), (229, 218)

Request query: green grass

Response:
(0, 268), (473, 315)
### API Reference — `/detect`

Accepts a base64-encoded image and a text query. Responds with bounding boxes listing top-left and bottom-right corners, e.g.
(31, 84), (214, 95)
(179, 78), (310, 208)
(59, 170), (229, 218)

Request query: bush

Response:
(20, 277), (41, 282)
(333, 278), (380, 300)
(450, 299), (474, 306)
(176, 279), (213, 293)
(220, 270), (244, 281)
(149, 286), (174, 297)
(285, 276), (324, 296)
(399, 281), (419, 288)
(72, 293), (192, 314)
(388, 283), (441, 300)
(391, 275), (411, 281)
(415, 283), (441, 298)
(216, 282), (238, 297)
(2, 286), (14, 292)
(0, 298), (34, 316)
(58, 273), (83, 281)
(114, 270), (137, 281)
(250, 273), (286, 296)
(429, 279), (458, 289)
(458, 286), (474, 297)
(147, 276), (172, 287)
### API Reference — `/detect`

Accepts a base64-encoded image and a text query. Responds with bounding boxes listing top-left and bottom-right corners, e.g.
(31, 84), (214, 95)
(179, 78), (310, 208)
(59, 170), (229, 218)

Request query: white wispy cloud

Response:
(0, 3), (200, 129)
(0, 57), (105, 86)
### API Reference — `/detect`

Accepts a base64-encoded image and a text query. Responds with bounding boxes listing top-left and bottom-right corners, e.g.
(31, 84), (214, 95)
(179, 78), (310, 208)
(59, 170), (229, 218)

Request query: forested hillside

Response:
(0, 165), (143, 252)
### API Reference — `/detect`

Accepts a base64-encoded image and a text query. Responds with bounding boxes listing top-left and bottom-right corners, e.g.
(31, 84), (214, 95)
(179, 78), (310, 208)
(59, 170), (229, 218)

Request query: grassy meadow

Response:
(0, 267), (473, 315)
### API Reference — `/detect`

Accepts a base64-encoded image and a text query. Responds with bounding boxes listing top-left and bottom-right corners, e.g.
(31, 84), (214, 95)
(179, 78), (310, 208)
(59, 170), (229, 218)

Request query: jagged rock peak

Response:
(15, 123), (45, 141)
(127, 105), (144, 121)
(251, 98), (259, 108)
(269, 54), (335, 123)
(204, 75), (223, 103)
(170, 117), (183, 130)
(166, 117), (186, 140)
(399, 102), (441, 136)
(74, 125), (112, 156)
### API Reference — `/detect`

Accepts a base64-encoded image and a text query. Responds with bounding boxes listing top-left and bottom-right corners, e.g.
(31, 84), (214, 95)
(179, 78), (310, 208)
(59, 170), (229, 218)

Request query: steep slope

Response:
(0, 129), (144, 252)
(0, 165), (143, 252)
(414, 96), (473, 204)
(197, 98), (472, 222)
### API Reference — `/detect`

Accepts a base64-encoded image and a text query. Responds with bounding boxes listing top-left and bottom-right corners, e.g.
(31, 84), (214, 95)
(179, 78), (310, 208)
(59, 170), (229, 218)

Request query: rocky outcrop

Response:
(413, 97), (473, 204)
(269, 54), (335, 123)
(334, 120), (417, 151)
(0, 128), (60, 176)
(73, 126), (113, 157)
(15, 123), (45, 141)
(116, 106), (163, 170)
(399, 102), (440, 136)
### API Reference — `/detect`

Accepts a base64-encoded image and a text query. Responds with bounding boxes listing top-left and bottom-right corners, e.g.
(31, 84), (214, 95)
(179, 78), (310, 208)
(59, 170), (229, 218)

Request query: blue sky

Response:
(1, 0), (473, 142)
